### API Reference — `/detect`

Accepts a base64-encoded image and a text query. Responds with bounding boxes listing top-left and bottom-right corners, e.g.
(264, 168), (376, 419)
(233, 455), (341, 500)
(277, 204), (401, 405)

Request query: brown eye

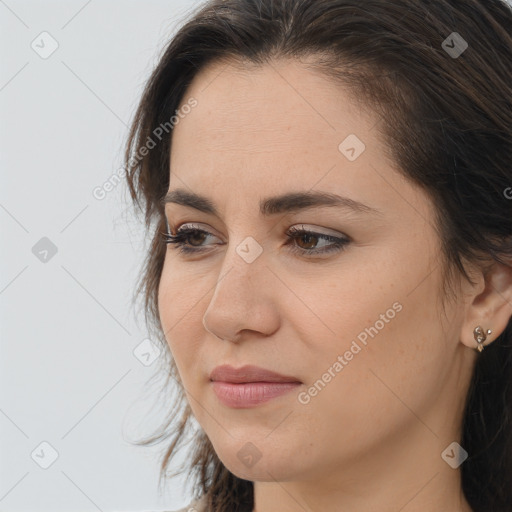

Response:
(286, 226), (351, 256)
(295, 232), (320, 250)
(188, 230), (208, 246)
(161, 226), (220, 254)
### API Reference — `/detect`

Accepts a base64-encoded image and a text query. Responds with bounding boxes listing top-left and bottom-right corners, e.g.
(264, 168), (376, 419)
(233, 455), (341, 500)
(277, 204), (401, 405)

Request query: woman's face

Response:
(158, 58), (476, 487)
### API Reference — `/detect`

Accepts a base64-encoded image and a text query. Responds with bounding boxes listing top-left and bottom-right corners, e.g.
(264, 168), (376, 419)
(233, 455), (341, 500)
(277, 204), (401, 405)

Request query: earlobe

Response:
(460, 261), (512, 352)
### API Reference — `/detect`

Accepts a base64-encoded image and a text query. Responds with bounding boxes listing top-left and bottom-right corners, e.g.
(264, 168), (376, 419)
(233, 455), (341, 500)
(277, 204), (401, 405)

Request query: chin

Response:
(214, 441), (307, 482)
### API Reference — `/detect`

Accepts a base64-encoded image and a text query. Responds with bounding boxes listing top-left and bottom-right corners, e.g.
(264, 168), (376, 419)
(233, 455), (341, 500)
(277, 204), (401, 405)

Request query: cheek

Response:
(157, 262), (207, 370)
(292, 248), (448, 406)
(302, 336), (440, 463)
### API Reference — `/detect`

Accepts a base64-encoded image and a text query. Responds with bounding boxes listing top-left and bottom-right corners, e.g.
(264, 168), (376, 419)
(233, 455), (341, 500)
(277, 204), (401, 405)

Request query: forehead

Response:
(172, 57), (373, 154)
(171, 59), (379, 179)
(167, 58), (433, 227)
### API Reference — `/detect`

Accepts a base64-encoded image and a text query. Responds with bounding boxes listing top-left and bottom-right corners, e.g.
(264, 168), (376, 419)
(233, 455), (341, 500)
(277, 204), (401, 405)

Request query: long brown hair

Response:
(124, 1), (512, 510)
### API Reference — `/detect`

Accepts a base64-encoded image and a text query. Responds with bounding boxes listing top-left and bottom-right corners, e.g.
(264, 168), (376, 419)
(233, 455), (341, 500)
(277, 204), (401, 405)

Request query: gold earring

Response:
(473, 326), (492, 352)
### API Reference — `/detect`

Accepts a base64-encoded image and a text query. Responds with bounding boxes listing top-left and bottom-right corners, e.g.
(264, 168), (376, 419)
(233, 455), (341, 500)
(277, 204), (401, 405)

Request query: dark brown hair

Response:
(124, 1), (512, 511)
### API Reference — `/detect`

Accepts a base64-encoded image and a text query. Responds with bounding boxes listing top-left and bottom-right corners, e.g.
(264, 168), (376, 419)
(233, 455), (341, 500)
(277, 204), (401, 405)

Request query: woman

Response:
(124, 0), (512, 511)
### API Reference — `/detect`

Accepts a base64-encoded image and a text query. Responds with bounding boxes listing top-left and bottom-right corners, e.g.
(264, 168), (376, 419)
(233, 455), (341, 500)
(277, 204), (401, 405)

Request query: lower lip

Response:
(211, 381), (301, 408)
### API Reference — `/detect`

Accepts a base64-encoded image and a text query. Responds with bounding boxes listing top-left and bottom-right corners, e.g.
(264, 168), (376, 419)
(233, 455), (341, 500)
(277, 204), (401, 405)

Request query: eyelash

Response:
(160, 225), (350, 257)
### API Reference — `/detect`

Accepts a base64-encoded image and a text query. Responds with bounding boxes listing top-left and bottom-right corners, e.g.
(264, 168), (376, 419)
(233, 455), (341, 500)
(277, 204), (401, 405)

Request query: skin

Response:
(158, 57), (512, 512)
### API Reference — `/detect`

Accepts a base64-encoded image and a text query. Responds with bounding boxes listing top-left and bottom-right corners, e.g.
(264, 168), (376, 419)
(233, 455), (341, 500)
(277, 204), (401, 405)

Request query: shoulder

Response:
(167, 495), (208, 512)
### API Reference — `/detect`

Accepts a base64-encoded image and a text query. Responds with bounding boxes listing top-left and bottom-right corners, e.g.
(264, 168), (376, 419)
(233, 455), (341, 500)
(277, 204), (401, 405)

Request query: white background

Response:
(0, 1), (201, 511)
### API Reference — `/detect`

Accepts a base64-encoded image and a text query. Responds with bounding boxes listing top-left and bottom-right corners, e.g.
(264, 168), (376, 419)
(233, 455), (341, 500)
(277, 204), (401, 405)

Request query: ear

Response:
(460, 260), (512, 351)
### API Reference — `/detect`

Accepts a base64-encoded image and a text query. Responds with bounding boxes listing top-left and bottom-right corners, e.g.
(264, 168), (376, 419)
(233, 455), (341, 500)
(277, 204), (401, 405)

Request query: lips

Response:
(209, 364), (302, 408)
(209, 364), (301, 384)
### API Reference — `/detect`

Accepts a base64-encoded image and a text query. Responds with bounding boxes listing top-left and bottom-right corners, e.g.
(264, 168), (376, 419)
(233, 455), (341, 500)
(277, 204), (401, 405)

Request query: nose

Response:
(202, 243), (280, 343)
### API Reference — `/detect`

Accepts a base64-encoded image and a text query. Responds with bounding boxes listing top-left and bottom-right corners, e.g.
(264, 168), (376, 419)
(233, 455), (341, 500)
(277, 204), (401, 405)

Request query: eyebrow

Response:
(162, 189), (383, 217)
